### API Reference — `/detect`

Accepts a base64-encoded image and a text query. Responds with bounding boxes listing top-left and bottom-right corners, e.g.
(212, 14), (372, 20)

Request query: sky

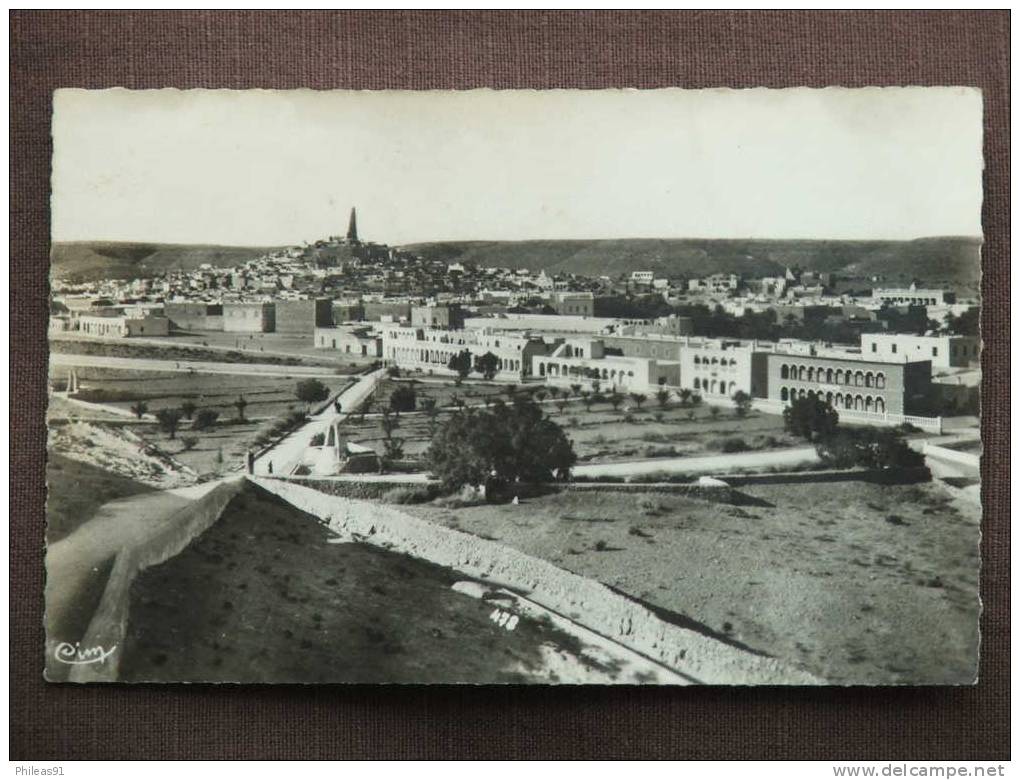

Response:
(51, 87), (984, 246)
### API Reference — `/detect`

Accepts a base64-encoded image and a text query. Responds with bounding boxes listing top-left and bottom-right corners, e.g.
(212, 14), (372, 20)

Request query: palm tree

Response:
(629, 392), (647, 409)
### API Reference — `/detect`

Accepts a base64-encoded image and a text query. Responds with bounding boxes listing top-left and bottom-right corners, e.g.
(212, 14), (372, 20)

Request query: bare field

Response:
(399, 480), (980, 684)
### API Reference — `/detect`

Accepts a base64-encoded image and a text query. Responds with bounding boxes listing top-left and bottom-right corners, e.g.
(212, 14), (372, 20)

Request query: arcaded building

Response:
(677, 339), (769, 401)
(382, 326), (546, 380)
(765, 351), (934, 416)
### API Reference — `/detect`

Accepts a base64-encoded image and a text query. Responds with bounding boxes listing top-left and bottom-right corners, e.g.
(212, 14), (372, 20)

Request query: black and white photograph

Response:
(44, 87), (983, 686)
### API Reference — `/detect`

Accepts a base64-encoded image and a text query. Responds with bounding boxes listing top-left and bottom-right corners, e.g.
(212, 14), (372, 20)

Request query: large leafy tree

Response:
(425, 397), (576, 492)
(783, 396), (839, 441)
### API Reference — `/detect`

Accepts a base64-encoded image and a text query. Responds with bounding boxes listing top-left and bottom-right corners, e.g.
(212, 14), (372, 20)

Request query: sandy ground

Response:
(401, 480), (980, 685)
(118, 483), (642, 683)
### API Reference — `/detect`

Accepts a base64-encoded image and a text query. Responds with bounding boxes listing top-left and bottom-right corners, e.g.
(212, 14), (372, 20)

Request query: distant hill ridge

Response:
(51, 241), (286, 282)
(51, 236), (982, 293)
(401, 237), (982, 291)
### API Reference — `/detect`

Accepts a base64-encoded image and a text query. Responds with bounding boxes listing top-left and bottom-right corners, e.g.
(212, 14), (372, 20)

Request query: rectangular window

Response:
(892, 344), (897, 354)
(932, 347), (938, 357)
(871, 343), (877, 352)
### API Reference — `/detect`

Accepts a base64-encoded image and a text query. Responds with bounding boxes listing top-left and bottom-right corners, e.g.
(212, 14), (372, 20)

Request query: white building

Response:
(860, 333), (979, 369)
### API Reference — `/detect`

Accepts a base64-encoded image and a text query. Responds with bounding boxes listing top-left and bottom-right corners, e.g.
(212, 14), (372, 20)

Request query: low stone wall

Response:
(69, 479), (245, 682)
(252, 477), (822, 685)
(276, 477), (437, 501)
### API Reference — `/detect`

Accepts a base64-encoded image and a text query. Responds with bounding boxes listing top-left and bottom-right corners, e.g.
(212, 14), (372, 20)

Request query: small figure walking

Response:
(246, 450), (254, 475)
(267, 461), (274, 475)
(334, 399), (342, 414)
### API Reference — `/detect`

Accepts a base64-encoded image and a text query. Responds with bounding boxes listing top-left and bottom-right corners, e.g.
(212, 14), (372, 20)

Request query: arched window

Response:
(729, 381), (737, 395)
(798, 366), (807, 381)
(826, 368), (834, 383)
(694, 356), (701, 365)
(876, 373), (886, 389)
(865, 372), (874, 388)
(781, 364), (790, 379)
(693, 378), (701, 390)
(836, 370), (844, 385)
(825, 392), (834, 405)
(835, 393), (843, 407)
(807, 367), (815, 382)
(875, 397), (886, 413)
(854, 395), (864, 411)
(781, 387), (789, 402)
(865, 396), (874, 412)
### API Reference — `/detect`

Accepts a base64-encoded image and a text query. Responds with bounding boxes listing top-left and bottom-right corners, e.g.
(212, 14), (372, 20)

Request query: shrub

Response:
(382, 486), (434, 505)
(783, 396), (839, 441)
(193, 409), (220, 431)
(180, 400), (197, 420)
(717, 436), (748, 454)
(180, 436), (199, 452)
(389, 384), (417, 413)
(815, 428), (925, 470)
(309, 432), (326, 447)
(296, 379), (330, 407)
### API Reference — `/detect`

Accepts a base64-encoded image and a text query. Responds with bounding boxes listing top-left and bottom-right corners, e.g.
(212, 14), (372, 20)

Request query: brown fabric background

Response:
(10, 10), (1009, 760)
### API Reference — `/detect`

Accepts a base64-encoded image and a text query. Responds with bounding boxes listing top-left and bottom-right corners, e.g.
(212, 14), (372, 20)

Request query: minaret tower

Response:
(346, 207), (359, 243)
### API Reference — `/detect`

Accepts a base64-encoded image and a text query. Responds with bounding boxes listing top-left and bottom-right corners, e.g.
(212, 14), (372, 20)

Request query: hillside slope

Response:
(51, 241), (285, 282)
(402, 237), (983, 292)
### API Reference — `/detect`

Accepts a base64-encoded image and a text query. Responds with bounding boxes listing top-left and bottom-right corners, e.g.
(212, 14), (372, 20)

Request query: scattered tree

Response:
(389, 384), (417, 414)
(629, 392), (647, 409)
(180, 435), (199, 452)
(608, 392), (624, 411)
(193, 409), (220, 431)
(655, 388), (671, 408)
(732, 390), (752, 417)
(448, 350), (472, 385)
(180, 400), (197, 420)
(156, 408), (184, 440)
(783, 396), (839, 442)
(709, 406), (720, 419)
(474, 351), (499, 381)
(234, 395), (249, 422)
(130, 400), (149, 419)
(580, 390), (593, 411)
(296, 379), (330, 408)
(379, 409), (405, 465)
(569, 383), (583, 397)
(678, 388), (693, 406)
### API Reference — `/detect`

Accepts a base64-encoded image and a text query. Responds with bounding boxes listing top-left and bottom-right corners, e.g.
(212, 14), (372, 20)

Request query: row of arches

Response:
(780, 386), (887, 414)
(537, 361), (636, 383)
(779, 363), (886, 389)
(693, 355), (738, 367)
(387, 345), (521, 374)
(692, 377), (738, 396)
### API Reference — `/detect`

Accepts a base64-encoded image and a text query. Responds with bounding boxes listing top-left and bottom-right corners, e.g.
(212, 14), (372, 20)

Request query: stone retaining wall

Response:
(69, 479), (245, 682)
(252, 477), (822, 685)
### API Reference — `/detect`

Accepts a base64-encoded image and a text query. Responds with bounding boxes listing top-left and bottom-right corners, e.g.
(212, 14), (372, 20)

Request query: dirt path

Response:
(252, 368), (383, 477)
(572, 446), (820, 478)
(50, 352), (348, 378)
